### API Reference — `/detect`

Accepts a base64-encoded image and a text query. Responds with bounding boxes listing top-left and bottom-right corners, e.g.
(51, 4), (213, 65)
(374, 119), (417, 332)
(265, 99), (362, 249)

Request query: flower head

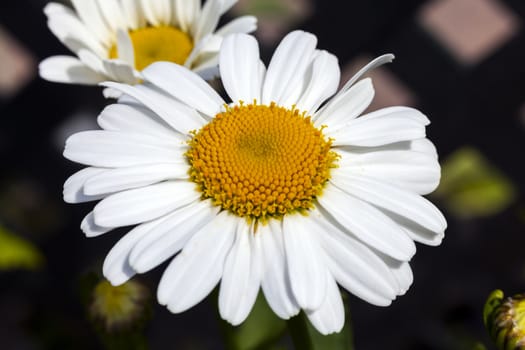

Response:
(484, 290), (525, 350)
(63, 30), (446, 334)
(39, 0), (256, 95)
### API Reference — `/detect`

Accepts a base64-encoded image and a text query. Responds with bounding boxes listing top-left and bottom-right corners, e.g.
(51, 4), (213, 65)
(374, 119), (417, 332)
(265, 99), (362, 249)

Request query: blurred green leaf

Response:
(434, 147), (516, 218)
(0, 223), (44, 270)
(287, 294), (354, 350)
(220, 292), (287, 350)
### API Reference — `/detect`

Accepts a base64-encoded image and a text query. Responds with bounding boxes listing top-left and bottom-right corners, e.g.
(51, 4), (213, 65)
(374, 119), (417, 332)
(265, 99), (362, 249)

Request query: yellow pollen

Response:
(109, 26), (193, 71)
(186, 102), (339, 222)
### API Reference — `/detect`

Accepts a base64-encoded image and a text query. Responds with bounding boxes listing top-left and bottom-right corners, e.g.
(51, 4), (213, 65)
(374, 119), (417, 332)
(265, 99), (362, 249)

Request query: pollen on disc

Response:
(186, 103), (339, 222)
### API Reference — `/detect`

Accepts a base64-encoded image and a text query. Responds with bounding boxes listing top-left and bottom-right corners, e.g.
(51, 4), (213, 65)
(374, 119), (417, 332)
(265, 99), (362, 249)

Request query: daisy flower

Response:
(39, 0), (256, 94)
(63, 30), (446, 334)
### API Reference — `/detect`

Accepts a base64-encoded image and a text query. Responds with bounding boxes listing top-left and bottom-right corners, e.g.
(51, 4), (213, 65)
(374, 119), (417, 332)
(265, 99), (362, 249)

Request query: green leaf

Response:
(287, 294), (354, 350)
(0, 223), (44, 270)
(219, 292), (287, 350)
(434, 147), (516, 218)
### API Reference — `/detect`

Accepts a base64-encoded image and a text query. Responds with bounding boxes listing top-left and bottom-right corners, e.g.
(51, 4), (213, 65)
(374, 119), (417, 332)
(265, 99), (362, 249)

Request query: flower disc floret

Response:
(186, 102), (339, 221)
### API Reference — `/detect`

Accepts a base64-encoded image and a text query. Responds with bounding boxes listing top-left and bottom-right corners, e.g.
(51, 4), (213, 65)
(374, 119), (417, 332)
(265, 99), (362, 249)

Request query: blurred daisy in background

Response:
(39, 0), (256, 95)
(62, 30), (446, 334)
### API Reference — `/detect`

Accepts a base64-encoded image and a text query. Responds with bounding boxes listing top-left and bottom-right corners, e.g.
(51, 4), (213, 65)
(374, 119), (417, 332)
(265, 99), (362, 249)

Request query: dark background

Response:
(1, 0), (525, 349)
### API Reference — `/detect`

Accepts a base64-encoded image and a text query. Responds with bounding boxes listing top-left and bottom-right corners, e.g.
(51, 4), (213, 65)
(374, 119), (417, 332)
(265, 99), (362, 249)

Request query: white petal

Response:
(103, 217), (168, 285)
(337, 149), (441, 195)
(262, 31), (317, 107)
(314, 78), (374, 128)
(192, 0), (221, 42)
(97, 103), (180, 139)
(63, 167), (107, 203)
(96, 0), (126, 32)
(45, 4), (107, 57)
(184, 34), (221, 69)
(330, 108), (427, 147)
(337, 54), (394, 97)
(219, 220), (262, 325)
(129, 200), (219, 273)
(172, 0), (199, 32)
(410, 138), (438, 158)
(220, 0), (238, 14)
(81, 211), (113, 237)
(141, 62), (225, 117)
(115, 29), (135, 67)
(216, 16), (257, 36)
(283, 214), (327, 311)
(64, 130), (185, 168)
(331, 173), (446, 233)
(388, 213), (445, 246)
(101, 82), (207, 134)
(295, 50), (340, 115)
(317, 185), (416, 261)
(379, 254), (413, 295)
(220, 34), (262, 103)
(121, 0), (146, 29)
(71, 0), (112, 46)
(102, 59), (137, 84)
(157, 211), (237, 312)
(84, 163), (188, 195)
(260, 220), (300, 319)
(309, 210), (398, 305)
(39, 56), (106, 85)
(140, 0), (170, 26)
(306, 274), (344, 335)
(93, 181), (200, 227)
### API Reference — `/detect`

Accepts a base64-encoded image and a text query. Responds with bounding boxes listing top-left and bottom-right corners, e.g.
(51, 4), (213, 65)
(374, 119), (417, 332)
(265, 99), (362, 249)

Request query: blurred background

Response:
(1, 0), (525, 349)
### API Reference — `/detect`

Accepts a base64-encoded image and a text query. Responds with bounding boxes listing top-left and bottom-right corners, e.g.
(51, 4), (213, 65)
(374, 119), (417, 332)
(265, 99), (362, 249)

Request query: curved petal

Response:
(140, 62), (225, 117)
(39, 56), (106, 85)
(129, 200), (219, 273)
(81, 211), (113, 237)
(140, 0), (171, 26)
(305, 273), (345, 335)
(283, 214), (327, 311)
(316, 185), (416, 261)
(219, 220), (262, 325)
(172, 0), (199, 32)
(64, 130), (185, 168)
(121, 0), (146, 29)
(216, 16), (257, 36)
(192, 0), (221, 42)
(262, 31), (317, 107)
(260, 220), (300, 319)
(63, 167), (107, 203)
(102, 59), (137, 84)
(220, 34), (262, 103)
(96, 0), (126, 32)
(295, 50), (340, 115)
(157, 211), (237, 313)
(93, 181), (200, 227)
(115, 29), (135, 66)
(71, 0), (112, 46)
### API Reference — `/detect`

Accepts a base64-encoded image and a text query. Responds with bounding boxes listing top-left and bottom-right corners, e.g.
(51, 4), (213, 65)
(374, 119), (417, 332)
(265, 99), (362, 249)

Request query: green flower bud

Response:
(484, 290), (525, 350)
(89, 279), (151, 333)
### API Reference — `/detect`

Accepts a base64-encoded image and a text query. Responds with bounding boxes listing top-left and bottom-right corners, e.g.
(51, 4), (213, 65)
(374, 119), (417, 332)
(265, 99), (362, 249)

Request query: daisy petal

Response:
(71, 0), (112, 46)
(101, 82), (207, 134)
(262, 31), (317, 107)
(337, 149), (441, 195)
(283, 214), (327, 311)
(39, 56), (106, 84)
(389, 213), (445, 246)
(310, 211), (398, 305)
(63, 167), (106, 203)
(84, 163), (188, 195)
(317, 185), (416, 261)
(305, 274), (345, 335)
(97, 103), (180, 138)
(103, 218), (167, 285)
(216, 16), (257, 36)
(116, 29), (135, 67)
(379, 254), (413, 295)
(331, 174), (446, 233)
(315, 78), (374, 128)
(192, 0), (221, 42)
(129, 200), (219, 273)
(330, 108), (427, 147)
(260, 220), (300, 319)
(102, 59), (137, 85)
(93, 181), (199, 227)
(220, 0), (238, 14)
(295, 50), (340, 115)
(121, 0), (145, 29)
(141, 62), (225, 117)
(139, 0), (170, 26)
(96, 0), (126, 32)
(220, 34), (262, 103)
(81, 211), (113, 237)
(219, 220), (262, 325)
(338, 54), (394, 95)
(172, 0), (199, 32)
(157, 211), (237, 312)
(64, 130), (185, 168)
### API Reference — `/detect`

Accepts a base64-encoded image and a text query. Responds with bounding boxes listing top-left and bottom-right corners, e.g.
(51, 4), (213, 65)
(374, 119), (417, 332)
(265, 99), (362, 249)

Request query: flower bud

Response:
(484, 290), (525, 350)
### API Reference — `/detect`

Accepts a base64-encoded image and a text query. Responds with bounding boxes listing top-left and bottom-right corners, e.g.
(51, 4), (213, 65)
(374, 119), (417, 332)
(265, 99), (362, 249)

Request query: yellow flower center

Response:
(109, 26), (193, 71)
(186, 102), (339, 222)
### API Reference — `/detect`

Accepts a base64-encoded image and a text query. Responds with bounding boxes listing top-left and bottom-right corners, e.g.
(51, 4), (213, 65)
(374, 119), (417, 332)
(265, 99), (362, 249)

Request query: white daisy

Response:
(39, 0), (256, 94)
(63, 30), (446, 334)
